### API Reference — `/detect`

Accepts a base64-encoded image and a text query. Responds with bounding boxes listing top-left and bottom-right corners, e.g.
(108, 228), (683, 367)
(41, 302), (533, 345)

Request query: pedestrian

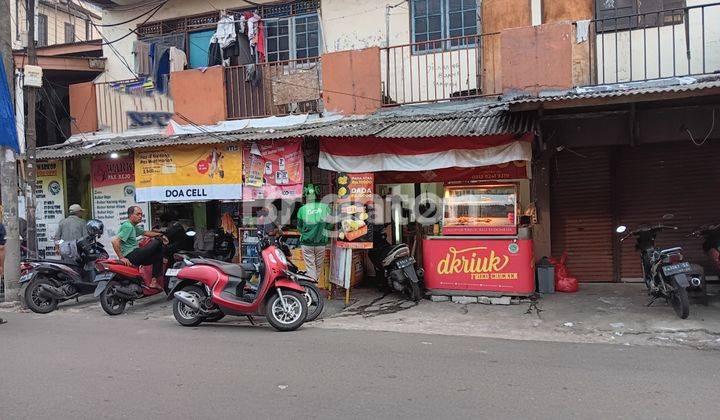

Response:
(0, 218), (6, 278)
(296, 184), (331, 280)
(54, 204), (88, 256)
(112, 206), (167, 289)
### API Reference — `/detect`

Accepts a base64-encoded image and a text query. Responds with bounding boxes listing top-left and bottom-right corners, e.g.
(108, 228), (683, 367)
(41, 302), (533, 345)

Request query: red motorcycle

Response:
(166, 235), (308, 331)
(93, 238), (169, 315)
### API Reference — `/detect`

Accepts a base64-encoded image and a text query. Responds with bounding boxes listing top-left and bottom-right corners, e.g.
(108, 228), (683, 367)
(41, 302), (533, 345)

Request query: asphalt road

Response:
(1, 304), (719, 420)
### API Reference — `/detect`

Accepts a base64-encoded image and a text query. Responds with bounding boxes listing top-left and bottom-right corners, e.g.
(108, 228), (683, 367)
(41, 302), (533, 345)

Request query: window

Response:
(37, 14), (48, 47)
(64, 23), (75, 43)
(595, 0), (686, 32)
(411, 0), (478, 52)
(266, 13), (321, 62)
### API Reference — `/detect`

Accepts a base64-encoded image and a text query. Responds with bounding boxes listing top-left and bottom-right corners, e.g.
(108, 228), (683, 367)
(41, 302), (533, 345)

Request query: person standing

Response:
(54, 204), (88, 257)
(112, 206), (167, 289)
(296, 185), (331, 280)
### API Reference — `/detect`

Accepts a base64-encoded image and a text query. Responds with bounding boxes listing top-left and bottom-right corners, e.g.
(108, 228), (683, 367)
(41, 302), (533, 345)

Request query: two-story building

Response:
(36, 0), (720, 295)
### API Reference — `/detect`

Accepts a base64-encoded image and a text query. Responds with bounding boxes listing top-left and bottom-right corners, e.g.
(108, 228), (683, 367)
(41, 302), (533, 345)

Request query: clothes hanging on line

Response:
(133, 40), (151, 75)
(169, 47), (187, 72)
(214, 14), (237, 49)
(256, 21), (266, 62)
(208, 41), (223, 67)
(153, 45), (171, 94)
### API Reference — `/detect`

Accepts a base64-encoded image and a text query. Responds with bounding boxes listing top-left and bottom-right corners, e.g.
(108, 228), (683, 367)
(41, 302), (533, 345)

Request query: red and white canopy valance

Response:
(319, 134), (533, 173)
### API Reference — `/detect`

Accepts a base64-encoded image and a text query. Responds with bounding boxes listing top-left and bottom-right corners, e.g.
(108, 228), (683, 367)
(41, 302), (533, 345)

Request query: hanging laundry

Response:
(208, 41), (223, 66)
(132, 40), (151, 75)
(256, 21), (266, 62)
(169, 47), (187, 72)
(247, 12), (261, 46)
(153, 45), (171, 94)
(214, 14), (237, 49)
(238, 15), (247, 34)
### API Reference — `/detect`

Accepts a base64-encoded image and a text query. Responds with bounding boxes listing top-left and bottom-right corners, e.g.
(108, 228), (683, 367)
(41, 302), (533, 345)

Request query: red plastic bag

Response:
(549, 251), (579, 293)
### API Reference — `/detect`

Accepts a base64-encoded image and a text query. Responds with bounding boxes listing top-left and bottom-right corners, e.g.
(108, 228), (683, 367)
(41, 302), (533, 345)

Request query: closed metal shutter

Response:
(551, 148), (615, 281)
(617, 142), (720, 279)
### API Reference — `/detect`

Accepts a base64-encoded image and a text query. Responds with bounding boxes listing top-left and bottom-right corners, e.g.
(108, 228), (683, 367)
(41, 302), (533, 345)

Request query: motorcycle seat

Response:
(382, 244), (410, 267)
(191, 259), (247, 279)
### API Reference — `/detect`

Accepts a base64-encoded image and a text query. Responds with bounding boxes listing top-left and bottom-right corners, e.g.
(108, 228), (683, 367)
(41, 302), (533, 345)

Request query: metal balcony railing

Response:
(589, 1), (720, 85)
(380, 32), (501, 106)
(224, 57), (323, 120)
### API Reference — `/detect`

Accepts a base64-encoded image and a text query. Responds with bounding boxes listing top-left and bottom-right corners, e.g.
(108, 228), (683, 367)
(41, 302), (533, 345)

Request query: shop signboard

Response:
(377, 161), (530, 184)
(34, 160), (66, 259)
(242, 139), (304, 201)
(422, 238), (535, 294)
(134, 144), (243, 202)
(336, 172), (374, 249)
(92, 158), (149, 258)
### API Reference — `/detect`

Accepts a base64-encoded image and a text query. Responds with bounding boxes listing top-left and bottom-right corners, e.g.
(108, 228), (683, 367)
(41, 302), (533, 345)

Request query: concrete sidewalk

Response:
(317, 283), (720, 350)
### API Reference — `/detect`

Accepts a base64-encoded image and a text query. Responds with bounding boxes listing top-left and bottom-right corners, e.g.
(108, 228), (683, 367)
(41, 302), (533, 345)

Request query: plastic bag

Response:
(549, 251), (579, 293)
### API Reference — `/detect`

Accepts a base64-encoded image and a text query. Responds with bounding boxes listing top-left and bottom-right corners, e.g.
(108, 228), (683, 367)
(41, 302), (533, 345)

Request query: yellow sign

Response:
(134, 144), (243, 202)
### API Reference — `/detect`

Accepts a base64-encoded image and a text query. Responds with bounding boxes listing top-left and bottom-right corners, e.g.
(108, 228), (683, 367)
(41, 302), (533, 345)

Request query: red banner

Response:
(422, 238), (534, 294)
(336, 172), (374, 249)
(242, 139), (304, 201)
(376, 161), (528, 184)
(91, 158), (135, 187)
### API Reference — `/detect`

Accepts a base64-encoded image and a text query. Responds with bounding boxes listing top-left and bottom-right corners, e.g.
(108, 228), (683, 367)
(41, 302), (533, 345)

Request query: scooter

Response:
(368, 223), (423, 302)
(20, 229), (108, 314)
(166, 234), (308, 331)
(184, 228), (237, 262)
(93, 236), (174, 316)
(276, 234), (325, 321)
(616, 215), (702, 319)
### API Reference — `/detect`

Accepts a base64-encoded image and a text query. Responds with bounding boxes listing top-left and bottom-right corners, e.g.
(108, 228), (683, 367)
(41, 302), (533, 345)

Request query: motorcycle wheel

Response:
(173, 285), (206, 327)
(299, 280), (325, 322)
(403, 281), (422, 302)
(24, 278), (59, 314)
(266, 290), (307, 332)
(100, 280), (127, 316)
(669, 279), (690, 319)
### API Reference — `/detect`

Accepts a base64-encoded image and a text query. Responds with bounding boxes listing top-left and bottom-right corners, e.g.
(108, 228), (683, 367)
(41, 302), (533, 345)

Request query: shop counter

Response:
(422, 235), (534, 295)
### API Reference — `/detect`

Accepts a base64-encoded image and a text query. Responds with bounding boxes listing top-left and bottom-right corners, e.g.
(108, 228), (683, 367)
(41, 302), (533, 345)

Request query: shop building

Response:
(29, 0), (720, 295)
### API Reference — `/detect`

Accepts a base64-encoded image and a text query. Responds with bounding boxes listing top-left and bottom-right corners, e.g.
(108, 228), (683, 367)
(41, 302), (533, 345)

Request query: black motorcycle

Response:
(20, 220), (107, 314)
(689, 223), (720, 271)
(368, 224), (423, 302)
(617, 216), (701, 319)
(184, 228), (236, 263)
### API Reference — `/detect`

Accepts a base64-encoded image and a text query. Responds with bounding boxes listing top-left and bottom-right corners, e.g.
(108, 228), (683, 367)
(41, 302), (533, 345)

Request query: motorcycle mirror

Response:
(615, 226), (627, 234)
(662, 213), (675, 221)
(186, 230), (197, 237)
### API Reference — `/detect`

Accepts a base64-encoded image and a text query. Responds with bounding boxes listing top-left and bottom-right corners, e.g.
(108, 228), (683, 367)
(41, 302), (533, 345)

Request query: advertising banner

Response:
(242, 139), (304, 201)
(135, 144), (243, 202)
(422, 238), (534, 294)
(336, 172), (374, 249)
(92, 158), (149, 258)
(35, 160), (65, 259)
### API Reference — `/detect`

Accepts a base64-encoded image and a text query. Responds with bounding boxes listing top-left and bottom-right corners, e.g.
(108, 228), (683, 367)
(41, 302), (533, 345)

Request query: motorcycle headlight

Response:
(275, 249), (288, 265)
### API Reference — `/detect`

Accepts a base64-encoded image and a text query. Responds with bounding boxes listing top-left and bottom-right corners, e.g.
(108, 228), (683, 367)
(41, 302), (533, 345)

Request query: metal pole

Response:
(1, 0), (21, 302)
(25, 0), (38, 259)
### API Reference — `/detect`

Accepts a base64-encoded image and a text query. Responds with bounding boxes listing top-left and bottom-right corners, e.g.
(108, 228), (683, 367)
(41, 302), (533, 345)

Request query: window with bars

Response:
(266, 13), (321, 62)
(411, 0), (478, 53)
(595, 0), (686, 33)
(37, 14), (48, 46)
(64, 23), (75, 43)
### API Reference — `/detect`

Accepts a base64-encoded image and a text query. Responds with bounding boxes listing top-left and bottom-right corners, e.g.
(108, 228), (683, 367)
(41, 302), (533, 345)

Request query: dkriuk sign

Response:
(422, 238), (534, 294)
(134, 144), (243, 202)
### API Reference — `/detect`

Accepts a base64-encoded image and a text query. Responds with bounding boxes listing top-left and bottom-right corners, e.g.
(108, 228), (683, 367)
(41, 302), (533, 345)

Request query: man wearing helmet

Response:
(112, 206), (167, 289)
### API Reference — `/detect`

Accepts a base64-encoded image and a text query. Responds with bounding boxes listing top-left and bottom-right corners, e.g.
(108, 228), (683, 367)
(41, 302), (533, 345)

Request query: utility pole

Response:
(25, 0), (38, 259)
(1, 0), (21, 301)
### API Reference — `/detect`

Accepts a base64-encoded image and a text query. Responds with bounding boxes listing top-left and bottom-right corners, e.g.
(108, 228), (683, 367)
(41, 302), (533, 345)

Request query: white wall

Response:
(595, 0), (720, 84)
(10, 0), (102, 49)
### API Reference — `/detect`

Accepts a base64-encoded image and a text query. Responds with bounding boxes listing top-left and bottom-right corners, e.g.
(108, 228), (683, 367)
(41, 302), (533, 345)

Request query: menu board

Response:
(92, 158), (149, 257)
(35, 161), (66, 259)
(335, 172), (374, 249)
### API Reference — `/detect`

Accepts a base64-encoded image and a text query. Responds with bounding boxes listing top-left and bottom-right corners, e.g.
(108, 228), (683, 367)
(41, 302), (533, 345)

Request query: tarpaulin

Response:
(0, 58), (20, 153)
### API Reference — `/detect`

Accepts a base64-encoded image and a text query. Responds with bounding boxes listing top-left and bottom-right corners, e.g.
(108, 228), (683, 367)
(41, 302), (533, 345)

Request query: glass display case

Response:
(442, 183), (518, 235)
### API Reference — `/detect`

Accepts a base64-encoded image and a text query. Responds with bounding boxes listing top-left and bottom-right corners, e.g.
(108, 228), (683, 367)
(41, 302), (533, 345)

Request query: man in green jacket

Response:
(296, 185), (331, 280)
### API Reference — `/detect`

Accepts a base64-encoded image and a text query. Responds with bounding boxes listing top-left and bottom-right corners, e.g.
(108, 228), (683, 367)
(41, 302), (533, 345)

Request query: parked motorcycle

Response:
(368, 223), (423, 302)
(184, 228), (236, 262)
(20, 220), (107, 314)
(277, 235), (325, 321)
(616, 215), (701, 319)
(93, 233), (184, 316)
(166, 234), (308, 331)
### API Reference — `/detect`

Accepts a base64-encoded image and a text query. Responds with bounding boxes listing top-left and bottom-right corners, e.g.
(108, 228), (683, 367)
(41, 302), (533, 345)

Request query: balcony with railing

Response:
(380, 32), (502, 106)
(588, 1), (720, 85)
(224, 57), (323, 119)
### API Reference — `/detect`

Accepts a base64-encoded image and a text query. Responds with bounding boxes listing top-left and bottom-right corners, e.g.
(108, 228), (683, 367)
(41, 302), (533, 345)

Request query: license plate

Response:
(165, 268), (180, 277)
(662, 262), (692, 276)
(20, 273), (35, 283)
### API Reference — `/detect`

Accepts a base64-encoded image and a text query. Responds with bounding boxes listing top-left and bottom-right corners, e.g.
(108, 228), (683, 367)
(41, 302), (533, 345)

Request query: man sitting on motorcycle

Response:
(112, 206), (167, 289)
